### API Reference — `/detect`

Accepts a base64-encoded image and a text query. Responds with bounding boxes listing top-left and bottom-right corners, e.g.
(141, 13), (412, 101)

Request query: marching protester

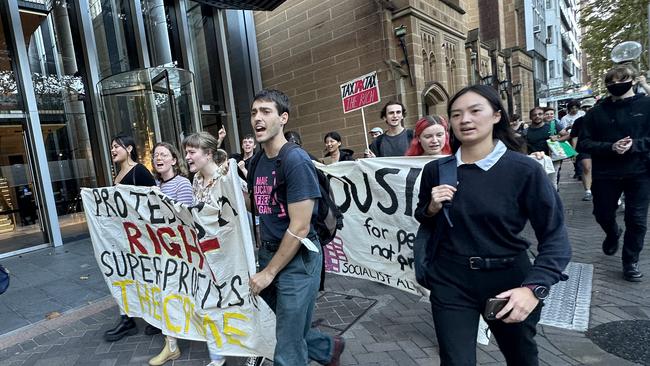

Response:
(560, 100), (585, 131)
(578, 64), (650, 282)
(369, 127), (383, 141)
(365, 101), (413, 157)
(509, 113), (525, 137)
(148, 142), (193, 365)
(231, 134), (257, 179)
(184, 131), (230, 365)
(543, 107), (563, 131)
(405, 115), (451, 156)
(248, 89), (345, 365)
(415, 85), (571, 365)
(524, 107), (564, 189)
(569, 98), (596, 201)
(322, 131), (354, 164)
(103, 134), (156, 342)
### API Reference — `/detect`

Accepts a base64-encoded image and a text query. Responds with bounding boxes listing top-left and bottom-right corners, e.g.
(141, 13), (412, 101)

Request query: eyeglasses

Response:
(153, 152), (172, 158)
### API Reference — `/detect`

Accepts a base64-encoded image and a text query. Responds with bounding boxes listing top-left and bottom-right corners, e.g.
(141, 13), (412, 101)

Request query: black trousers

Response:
(429, 252), (542, 366)
(591, 174), (650, 264)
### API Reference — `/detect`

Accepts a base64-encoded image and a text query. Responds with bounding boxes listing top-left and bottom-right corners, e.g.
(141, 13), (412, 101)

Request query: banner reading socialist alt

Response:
(318, 156), (443, 296)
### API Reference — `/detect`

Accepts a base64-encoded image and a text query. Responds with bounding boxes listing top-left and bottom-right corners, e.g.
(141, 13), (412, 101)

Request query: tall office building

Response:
(0, 0), (274, 257)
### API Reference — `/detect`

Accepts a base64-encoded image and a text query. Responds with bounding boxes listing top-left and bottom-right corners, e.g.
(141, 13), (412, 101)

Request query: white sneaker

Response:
(206, 359), (226, 366)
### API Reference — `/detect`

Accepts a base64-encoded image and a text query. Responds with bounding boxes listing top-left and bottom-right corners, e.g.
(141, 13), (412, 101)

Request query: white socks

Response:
(167, 337), (178, 352)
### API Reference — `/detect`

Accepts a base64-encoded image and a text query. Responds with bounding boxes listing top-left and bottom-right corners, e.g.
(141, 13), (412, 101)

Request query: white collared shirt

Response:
(455, 140), (507, 171)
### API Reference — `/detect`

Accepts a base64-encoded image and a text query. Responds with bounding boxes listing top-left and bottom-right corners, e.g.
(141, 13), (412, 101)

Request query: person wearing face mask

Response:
(578, 64), (650, 283)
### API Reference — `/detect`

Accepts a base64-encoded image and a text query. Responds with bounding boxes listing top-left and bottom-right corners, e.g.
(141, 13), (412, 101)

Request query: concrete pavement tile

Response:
(415, 356), (439, 365)
(0, 312), (29, 335)
(17, 340), (37, 352)
(396, 340), (427, 358)
(353, 351), (394, 364)
(171, 361), (207, 366)
(387, 350), (419, 366)
(364, 341), (402, 352)
(538, 346), (573, 365)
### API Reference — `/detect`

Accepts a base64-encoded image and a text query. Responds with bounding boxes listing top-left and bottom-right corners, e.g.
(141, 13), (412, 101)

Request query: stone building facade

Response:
(464, 0), (535, 118)
(254, 0), (469, 157)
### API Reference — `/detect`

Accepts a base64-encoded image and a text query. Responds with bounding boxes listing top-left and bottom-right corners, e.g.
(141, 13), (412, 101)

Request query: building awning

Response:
(193, 0), (286, 11)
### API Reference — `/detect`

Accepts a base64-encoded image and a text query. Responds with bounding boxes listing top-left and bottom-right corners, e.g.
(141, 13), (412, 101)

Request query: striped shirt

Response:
(157, 175), (193, 205)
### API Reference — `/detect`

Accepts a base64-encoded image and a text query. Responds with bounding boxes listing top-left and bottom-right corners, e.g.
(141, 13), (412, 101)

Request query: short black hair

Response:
(284, 130), (302, 146)
(567, 100), (581, 110)
(380, 100), (406, 119)
(253, 89), (290, 116)
(324, 131), (342, 143)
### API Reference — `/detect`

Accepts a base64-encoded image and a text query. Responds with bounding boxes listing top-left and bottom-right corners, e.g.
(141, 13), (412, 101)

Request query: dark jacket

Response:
(414, 152), (570, 289)
(578, 94), (650, 178)
(324, 148), (354, 162)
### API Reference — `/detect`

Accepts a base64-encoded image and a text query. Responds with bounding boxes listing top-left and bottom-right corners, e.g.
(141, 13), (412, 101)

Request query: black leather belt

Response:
(260, 234), (319, 252)
(439, 248), (525, 270)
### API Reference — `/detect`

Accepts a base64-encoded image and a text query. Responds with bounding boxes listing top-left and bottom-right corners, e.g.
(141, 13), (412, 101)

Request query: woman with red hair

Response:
(405, 115), (452, 156)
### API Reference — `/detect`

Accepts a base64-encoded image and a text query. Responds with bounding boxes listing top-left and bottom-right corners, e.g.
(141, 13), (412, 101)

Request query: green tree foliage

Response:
(580, 0), (648, 93)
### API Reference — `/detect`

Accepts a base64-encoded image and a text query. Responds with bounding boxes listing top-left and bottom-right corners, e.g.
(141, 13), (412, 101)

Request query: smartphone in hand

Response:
(484, 298), (509, 320)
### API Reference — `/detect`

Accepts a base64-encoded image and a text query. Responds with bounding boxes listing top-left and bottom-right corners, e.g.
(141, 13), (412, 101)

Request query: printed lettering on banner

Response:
(340, 71), (381, 113)
(317, 157), (442, 296)
(81, 161), (276, 359)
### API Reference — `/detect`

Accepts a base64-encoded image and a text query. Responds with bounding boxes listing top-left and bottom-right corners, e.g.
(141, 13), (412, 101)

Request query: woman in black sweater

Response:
(103, 134), (156, 342)
(415, 85), (571, 365)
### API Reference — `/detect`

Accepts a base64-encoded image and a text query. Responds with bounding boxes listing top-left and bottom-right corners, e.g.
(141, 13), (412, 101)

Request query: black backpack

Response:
(247, 143), (344, 246)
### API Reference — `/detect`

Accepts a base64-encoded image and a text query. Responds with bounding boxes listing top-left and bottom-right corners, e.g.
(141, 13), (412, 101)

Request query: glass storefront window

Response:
(98, 67), (199, 174)
(22, 4), (99, 243)
(89, 0), (140, 78)
(187, 1), (227, 137)
(0, 10), (46, 253)
(141, 0), (183, 68)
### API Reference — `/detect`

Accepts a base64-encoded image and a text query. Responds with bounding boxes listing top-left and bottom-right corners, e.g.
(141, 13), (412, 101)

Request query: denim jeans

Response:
(592, 174), (650, 264)
(258, 245), (333, 365)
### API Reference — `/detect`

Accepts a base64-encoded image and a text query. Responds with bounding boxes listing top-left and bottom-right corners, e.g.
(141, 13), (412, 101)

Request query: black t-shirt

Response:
(569, 117), (584, 139)
(525, 123), (552, 154)
(252, 148), (320, 242)
(119, 163), (155, 187)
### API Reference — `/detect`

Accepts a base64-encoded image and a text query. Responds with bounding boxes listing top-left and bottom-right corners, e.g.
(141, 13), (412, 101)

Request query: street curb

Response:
(0, 296), (115, 351)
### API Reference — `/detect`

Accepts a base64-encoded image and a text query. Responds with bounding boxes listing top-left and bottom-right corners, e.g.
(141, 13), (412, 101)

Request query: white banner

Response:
(318, 156), (493, 345)
(318, 156), (438, 296)
(81, 161), (276, 359)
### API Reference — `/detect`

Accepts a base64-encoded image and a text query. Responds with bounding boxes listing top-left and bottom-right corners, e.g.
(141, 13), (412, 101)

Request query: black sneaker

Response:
(623, 262), (643, 282)
(602, 228), (622, 256)
(104, 315), (138, 342)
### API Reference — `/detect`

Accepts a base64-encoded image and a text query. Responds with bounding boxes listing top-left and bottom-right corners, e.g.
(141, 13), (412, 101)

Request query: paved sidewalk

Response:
(0, 161), (648, 365)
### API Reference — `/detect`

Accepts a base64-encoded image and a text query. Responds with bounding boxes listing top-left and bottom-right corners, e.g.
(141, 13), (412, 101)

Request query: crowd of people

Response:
(97, 62), (649, 366)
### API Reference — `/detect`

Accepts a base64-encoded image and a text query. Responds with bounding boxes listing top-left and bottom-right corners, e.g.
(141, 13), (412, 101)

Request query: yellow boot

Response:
(149, 338), (181, 365)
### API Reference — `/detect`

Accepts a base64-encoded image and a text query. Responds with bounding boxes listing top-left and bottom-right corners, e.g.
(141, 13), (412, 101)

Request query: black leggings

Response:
(429, 252), (542, 366)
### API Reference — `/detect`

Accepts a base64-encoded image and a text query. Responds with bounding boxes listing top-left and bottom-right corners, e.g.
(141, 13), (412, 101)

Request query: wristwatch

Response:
(523, 284), (549, 300)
